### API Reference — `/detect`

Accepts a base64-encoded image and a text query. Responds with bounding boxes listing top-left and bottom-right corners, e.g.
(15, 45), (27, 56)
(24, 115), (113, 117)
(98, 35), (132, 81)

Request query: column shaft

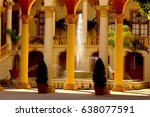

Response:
(64, 14), (77, 90)
(82, 0), (87, 43)
(64, 23), (76, 90)
(112, 14), (125, 91)
(16, 15), (31, 89)
(97, 6), (109, 77)
(42, 6), (55, 93)
(5, 1), (14, 50)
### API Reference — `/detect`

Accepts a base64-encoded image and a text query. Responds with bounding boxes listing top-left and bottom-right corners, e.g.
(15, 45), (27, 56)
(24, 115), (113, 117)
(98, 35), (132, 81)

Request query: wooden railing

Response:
(0, 44), (9, 60)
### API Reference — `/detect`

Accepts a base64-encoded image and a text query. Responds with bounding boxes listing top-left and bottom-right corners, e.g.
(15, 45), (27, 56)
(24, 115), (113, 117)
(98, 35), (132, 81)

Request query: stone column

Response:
(82, 0), (87, 43)
(41, 6), (55, 93)
(96, 5), (109, 77)
(0, 7), (5, 91)
(112, 14), (125, 91)
(64, 14), (78, 90)
(5, 1), (14, 50)
(16, 15), (31, 89)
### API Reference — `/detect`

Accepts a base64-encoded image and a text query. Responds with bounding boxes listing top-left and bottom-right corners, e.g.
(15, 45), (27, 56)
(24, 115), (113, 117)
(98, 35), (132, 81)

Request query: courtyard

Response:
(0, 88), (150, 100)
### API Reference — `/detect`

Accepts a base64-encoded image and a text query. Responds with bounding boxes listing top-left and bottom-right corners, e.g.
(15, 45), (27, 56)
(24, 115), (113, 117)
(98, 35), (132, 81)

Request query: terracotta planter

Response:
(9, 69), (19, 79)
(37, 84), (48, 93)
(94, 85), (104, 95)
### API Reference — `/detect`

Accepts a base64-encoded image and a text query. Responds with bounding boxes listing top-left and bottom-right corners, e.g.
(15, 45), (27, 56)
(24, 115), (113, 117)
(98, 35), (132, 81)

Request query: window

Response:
(131, 11), (149, 36)
(38, 12), (45, 36)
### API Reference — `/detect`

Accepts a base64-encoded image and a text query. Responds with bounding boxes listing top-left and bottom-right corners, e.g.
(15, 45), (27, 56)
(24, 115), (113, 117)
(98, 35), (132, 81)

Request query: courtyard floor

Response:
(0, 88), (150, 100)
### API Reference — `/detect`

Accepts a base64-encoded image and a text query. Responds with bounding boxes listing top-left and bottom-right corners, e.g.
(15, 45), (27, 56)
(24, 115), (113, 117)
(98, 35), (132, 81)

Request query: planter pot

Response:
(9, 69), (19, 79)
(94, 85), (104, 95)
(94, 85), (110, 95)
(37, 84), (48, 93)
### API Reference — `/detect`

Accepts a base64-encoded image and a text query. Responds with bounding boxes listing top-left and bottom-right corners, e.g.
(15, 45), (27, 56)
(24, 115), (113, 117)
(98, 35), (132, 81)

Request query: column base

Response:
(16, 82), (31, 89)
(112, 84), (125, 92)
(47, 85), (55, 93)
(0, 86), (3, 91)
(63, 83), (76, 90)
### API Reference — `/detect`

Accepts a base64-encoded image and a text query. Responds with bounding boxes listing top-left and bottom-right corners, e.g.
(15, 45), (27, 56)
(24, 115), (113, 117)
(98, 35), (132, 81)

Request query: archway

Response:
(28, 51), (43, 77)
(125, 52), (143, 80)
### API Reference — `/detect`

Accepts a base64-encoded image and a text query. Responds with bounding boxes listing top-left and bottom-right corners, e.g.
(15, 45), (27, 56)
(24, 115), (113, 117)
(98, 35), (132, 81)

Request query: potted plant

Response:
(36, 58), (48, 93)
(4, 29), (21, 78)
(55, 18), (67, 36)
(87, 18), (97, 36)
(92, 58), (110, 95)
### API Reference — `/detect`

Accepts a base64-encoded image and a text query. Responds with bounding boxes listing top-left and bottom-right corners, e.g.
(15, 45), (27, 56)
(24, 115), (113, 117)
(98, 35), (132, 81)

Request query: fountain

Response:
(75, 13), (92, 79)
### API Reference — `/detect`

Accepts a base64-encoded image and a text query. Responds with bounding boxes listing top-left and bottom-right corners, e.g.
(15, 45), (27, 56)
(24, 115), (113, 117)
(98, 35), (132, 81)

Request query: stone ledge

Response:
(1, 78), (150, 90)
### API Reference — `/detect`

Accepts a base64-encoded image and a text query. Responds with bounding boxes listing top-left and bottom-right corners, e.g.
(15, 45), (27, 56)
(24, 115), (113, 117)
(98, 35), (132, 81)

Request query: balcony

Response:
(29, 35), (99, 47)
(29, 35), (150, 50)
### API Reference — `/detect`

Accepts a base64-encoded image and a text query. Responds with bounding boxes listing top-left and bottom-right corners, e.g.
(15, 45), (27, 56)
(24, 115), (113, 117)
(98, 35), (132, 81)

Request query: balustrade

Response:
(29, 35), (99, 47)
(0, 44), (9, 59)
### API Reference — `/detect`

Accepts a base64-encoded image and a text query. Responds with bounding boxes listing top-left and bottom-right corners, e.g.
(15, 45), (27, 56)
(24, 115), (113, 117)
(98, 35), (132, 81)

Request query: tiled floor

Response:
(0, 88), (150, 100)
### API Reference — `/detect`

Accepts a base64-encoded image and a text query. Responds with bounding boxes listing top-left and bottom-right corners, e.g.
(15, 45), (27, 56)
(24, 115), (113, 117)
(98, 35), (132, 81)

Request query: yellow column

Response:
(0, 7), (5, 91)
(112, 14), (125, 91)
(16, 15), (31, 89)
(64, 14), (78, 90)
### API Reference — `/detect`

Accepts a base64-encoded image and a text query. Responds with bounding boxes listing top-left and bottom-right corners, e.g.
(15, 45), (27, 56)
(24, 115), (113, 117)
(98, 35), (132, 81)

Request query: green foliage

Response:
(130, 36), (149, 53)
(56, 18), (67, 31)
(108, 25), (149, 53)
(108, 25), (133, 48)
(4, 29), (21, 70)
(87, 18), (97, 31)
(36, 59), (48, 84)
(4, 29), (21, 45)
(108, 37), (115, 48)
(134, 0), (150, 19)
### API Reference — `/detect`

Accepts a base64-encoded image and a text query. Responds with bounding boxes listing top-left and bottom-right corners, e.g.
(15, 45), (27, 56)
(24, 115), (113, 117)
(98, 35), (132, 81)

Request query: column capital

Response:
(95, 5), (109, 17)
(5, 2), (15, 9)
(41, 6), (55, 18)
(19, 15), (32, 24)
(115, 14), (124, 23)
(65, 14), (78, 24)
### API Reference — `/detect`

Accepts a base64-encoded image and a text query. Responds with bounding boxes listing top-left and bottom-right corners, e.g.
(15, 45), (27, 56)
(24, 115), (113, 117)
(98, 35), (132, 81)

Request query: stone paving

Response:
(0, 88), (150, 100)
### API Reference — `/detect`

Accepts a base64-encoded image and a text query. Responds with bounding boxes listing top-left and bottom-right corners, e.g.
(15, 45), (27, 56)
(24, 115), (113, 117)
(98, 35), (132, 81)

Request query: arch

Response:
(28, 0), (36, 15)
(123, 0), (130, 14)
(28, 51), (43, 77)
(125, 52), (143, 80)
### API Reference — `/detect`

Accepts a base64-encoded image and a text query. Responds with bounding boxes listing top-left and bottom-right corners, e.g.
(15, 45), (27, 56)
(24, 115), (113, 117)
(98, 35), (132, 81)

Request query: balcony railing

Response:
(29, 36), (44, 46)
(87, 36), (99, 46)
(0, 44), (9, 60)
(53, 36), (67, 46)
(29, 36), (99, 47)
(29, 35), (150, 48)
(142, 36), (150, 46)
